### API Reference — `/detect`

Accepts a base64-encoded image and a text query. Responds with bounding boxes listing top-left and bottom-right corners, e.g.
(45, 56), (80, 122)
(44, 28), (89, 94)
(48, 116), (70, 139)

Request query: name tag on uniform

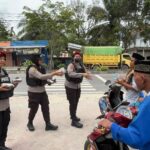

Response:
(1, 77), (9, 82)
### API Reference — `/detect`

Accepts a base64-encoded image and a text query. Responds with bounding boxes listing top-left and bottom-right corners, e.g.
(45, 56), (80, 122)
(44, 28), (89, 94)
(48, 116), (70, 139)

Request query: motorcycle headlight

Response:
(116, 105), (133, 119)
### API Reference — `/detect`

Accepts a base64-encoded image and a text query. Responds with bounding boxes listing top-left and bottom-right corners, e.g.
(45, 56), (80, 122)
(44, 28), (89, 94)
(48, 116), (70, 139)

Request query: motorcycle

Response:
(98, 80), (124, 115)
(84, 80), (138, 150)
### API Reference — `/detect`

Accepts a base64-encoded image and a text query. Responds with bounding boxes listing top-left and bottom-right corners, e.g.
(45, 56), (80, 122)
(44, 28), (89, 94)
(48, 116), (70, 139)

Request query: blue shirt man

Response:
(99, 60), (150, 150)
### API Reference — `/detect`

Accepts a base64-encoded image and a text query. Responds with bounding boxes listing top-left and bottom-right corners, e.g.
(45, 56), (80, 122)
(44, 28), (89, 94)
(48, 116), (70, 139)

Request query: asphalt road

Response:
(7, 71), (135, 150)
(9, 70), (125, 96)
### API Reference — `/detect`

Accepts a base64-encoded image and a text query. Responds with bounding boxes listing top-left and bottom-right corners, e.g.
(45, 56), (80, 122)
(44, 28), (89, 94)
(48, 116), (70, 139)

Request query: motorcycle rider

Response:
(99, 60), (150, 150)
(26, 54), (63, 131)
(0, 51), (20, 150)
(116, 53), (145, 104)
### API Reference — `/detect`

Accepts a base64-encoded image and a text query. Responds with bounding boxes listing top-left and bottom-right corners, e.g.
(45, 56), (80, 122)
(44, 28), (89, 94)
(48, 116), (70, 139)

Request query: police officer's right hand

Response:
(83, 73), (92, 80)
(0, 85), (10, 91)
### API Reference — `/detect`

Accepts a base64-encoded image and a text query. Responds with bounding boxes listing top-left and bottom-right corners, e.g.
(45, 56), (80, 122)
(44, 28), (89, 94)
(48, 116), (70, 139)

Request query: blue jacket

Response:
(111, 95), (150, 150)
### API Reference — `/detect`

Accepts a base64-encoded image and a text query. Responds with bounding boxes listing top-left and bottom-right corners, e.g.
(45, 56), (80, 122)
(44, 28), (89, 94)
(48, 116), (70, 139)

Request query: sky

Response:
(0, 0), (99, 33)
(0, 0), (44, 33)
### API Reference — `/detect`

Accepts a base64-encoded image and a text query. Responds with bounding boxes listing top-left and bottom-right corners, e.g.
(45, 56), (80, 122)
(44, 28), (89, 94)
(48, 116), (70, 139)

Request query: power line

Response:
(0, 12), (22, 15)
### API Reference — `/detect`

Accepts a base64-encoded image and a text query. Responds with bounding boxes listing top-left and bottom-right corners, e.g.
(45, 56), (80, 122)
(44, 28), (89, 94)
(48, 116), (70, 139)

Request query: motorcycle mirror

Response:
(105, 80), (111, 86)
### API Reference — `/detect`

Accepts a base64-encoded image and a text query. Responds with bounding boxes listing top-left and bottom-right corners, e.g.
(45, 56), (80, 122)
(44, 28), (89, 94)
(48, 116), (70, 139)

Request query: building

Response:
(127, 35), (150, 58)
(0, 40), (49, 66)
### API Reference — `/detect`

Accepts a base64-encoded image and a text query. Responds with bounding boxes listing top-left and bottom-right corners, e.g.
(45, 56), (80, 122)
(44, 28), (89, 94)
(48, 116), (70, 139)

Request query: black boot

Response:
(74, 116), (80, 122)
(45, 123), (58, 131)
(27, 122), (35, 131)
(71, 120), (83, 128)
(0, 146), (12, 150)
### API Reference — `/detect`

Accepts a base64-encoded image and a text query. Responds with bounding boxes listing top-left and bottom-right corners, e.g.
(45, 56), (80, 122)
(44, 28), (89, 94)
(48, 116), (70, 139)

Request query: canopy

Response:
(83, 46), (123, 55)
(11, 40), (48, 47)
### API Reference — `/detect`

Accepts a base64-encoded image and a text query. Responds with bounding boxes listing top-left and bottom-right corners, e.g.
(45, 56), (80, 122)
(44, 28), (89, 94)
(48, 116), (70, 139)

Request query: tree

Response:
(18, 0), (87, 69)
(86, 0), (148, 48)
(87, 0), (122, 46)
(0, 19), (9, 41)
(67, 0), (88, 45)
(140, 0), (150, 42)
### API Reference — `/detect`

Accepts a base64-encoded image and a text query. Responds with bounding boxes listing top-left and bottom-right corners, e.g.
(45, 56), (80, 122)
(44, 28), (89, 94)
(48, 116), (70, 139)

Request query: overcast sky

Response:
(0, 0), (99, 33)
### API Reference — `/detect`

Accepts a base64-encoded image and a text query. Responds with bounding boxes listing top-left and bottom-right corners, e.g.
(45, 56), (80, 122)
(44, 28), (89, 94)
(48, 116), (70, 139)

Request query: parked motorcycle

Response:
(84, 80), (138, 150)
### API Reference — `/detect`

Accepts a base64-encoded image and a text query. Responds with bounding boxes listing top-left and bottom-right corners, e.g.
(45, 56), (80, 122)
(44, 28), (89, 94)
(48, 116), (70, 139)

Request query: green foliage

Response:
(53, 59), (62, 69)
(87, 0), (149, 47)
(0, 20), (9, 40)
(93, 66), (101, 72)
(100, 66), (109, 71)
(21, 60), (33, 67)
(16, 0), (150, 51)
(57, 63), (65, 69)
(93, 66), (109, 72)
(17, 0), (87, 56)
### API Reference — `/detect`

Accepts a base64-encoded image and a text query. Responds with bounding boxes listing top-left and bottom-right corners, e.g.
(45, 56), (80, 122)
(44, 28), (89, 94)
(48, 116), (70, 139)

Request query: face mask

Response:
(74, 58), (81, 63)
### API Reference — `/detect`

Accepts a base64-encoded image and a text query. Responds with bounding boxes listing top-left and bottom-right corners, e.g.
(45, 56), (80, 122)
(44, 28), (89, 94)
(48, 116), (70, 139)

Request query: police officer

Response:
(65, 52), (92, 128)
(0, 51), (20, 150)
(26, 54), (63, 131)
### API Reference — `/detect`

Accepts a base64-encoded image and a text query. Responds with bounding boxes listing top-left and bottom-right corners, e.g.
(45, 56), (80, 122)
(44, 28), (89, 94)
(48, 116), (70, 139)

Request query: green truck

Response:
(82, 46), (131, 69)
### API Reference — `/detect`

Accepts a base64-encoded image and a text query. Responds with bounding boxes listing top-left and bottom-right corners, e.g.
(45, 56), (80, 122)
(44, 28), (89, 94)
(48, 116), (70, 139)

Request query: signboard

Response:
(0, 41), (10, 47)
(11, 40), (48, 47)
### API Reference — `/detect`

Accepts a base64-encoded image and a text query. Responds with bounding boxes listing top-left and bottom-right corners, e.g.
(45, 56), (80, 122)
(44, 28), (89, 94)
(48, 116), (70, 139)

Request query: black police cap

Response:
(134, 60), (150, 74)
(132, 53), (145, 61)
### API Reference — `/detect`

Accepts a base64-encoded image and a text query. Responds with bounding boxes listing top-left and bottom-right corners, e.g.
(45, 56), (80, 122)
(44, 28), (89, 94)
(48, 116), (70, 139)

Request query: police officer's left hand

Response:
(83, 73), (92, 80)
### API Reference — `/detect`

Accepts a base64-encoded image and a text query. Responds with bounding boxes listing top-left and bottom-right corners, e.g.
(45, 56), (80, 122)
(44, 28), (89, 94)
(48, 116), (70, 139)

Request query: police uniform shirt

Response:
(0, 69), (9, 111)
(28, 66), (54, 93)
(65, 63), (84, 89)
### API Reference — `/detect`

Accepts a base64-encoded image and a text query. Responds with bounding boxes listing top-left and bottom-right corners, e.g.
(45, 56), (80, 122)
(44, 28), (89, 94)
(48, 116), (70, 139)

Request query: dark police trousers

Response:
(0, 108), (10, 146)
(65, 87), (81, 120)
(28, 91), (50, 124)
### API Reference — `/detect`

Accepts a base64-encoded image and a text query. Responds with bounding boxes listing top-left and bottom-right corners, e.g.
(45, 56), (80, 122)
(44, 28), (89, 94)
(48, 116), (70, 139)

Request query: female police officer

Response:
(26, 54), (63, 131)
(65, 52), (92, 128)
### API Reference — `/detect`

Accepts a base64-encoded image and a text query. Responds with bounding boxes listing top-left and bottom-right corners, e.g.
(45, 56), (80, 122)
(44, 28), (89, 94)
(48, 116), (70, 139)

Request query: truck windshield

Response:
(123, 55), (131, 60)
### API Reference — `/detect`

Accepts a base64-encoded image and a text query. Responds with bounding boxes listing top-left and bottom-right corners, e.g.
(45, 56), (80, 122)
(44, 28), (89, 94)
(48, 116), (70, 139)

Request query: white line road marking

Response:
(46, 89), (96, 91)
(95, 74), (107, 83)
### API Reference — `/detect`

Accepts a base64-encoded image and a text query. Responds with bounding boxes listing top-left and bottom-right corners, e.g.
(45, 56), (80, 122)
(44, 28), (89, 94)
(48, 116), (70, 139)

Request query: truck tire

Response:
(92, 64), (101, 70)
(122, 65), (129, 70)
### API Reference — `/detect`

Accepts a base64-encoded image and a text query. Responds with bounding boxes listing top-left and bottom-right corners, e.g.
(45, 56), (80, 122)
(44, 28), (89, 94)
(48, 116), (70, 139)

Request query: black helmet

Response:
(30, 54), (42, 66)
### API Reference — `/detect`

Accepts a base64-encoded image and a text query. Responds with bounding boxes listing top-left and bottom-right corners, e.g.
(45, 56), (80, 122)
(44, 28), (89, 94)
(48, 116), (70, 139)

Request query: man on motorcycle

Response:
(116, 53), (145, 104)
(99, 60), (150, 150)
